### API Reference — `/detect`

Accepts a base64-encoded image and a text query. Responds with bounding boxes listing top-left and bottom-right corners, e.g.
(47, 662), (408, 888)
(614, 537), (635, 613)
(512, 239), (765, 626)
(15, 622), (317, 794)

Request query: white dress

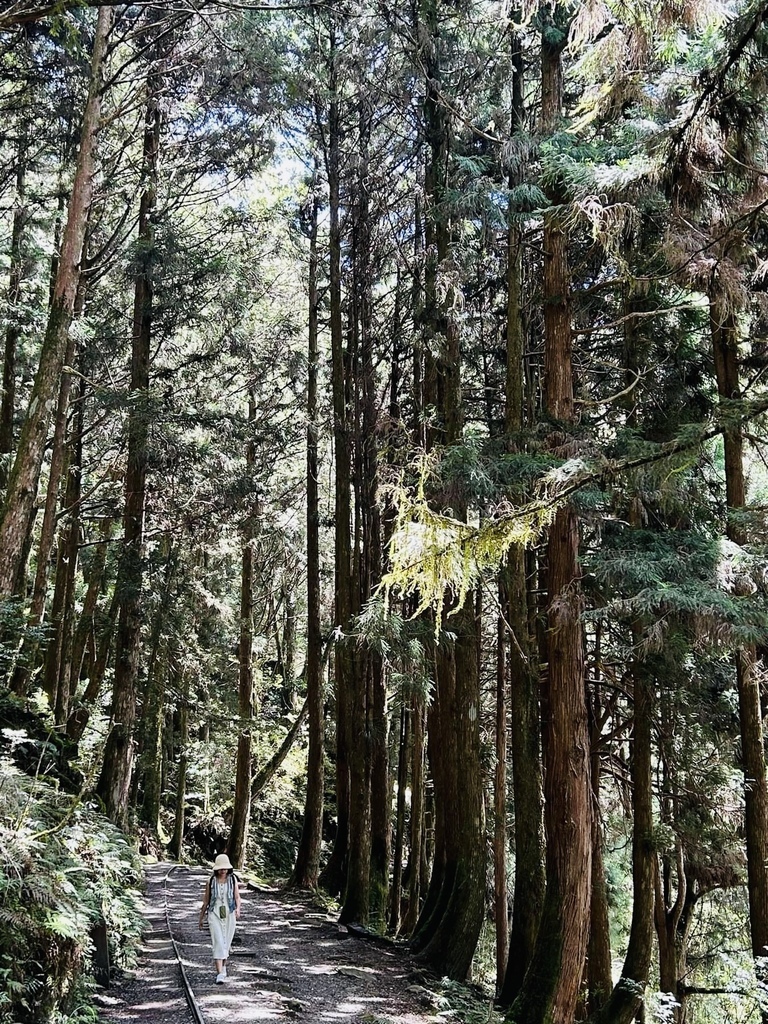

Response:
(208, 878), (236, 960)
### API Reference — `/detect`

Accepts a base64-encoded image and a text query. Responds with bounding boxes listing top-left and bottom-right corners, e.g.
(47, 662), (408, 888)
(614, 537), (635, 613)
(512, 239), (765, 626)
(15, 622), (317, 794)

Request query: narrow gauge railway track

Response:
(101, 861), (436, 1024)
(163, 865), (207, 1024)
(154, 862), (284, 1024)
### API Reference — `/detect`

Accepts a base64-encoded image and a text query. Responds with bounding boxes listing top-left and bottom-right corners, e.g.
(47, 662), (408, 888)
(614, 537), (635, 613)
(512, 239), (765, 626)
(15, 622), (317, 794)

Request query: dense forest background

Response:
(4, 1), (768, 1023)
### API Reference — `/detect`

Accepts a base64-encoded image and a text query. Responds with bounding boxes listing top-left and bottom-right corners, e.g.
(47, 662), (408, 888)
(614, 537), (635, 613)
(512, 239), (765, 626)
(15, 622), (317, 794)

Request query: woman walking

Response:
(199, 853), (242, 983)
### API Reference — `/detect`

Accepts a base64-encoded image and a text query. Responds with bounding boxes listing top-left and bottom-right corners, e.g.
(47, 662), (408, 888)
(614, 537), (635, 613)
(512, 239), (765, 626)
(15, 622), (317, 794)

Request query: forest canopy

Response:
(4, 2), (768, 1024)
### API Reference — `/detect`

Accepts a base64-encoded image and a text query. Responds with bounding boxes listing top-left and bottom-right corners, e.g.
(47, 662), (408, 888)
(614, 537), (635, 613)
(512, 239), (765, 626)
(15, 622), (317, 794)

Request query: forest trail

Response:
(96, 863), (439, 1024)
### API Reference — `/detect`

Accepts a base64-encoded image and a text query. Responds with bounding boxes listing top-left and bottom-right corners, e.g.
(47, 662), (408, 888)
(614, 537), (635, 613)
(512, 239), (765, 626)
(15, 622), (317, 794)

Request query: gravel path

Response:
(97, 862), (438, 1024)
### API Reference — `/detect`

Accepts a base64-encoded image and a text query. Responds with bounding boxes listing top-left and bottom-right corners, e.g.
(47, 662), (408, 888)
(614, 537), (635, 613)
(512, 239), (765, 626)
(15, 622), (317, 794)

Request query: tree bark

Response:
(407, 0), (485, 978)
(510, 9), (592, 1023)
(229, 397), (257, 870)
(402, 689), (426, 935)
(494, 598), (509, 995)
(499, 25), (546, 1004)
(171, 670), (189, 861)
(389, 704), (410, 933)
(96, 41), (160, 827)
(69, 518), (113, 691)
(290, 177), (325, 890)
(711, 298), (768, 994)
(51, 377), (84, 726)
(0, 138), (28, 494)
(596, 297), (657, 1021)
(139, 543), (178, 832)
(318, 17), (353, 897)
(412, 604), (485, 980)
(586, 677), (612, 1015)
(67, 582), (118, 743)
(0, 6), (111, 598)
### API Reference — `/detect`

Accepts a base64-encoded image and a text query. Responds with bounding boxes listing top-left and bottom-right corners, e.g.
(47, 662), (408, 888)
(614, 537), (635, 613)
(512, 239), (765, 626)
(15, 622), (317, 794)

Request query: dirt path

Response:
(97, 863), (440, 1024)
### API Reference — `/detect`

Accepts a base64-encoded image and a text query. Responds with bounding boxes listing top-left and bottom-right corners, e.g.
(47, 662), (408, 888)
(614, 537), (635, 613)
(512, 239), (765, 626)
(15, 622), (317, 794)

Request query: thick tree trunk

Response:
(0, 6), (111, 598)
(290, 180), (324, 890)
(229, 408), (257, 870)
(318, 24), (353, 896)
(27, 325), (79, 663)
(354, 99), (390, 928)
(408, 1), (485, 978)
(711, 299), (768, 992)
(499, 27), (545, 1001)
(412, 603), (485, 979)
(96, 52), (160, 827)
(510, 11), (592, 1023)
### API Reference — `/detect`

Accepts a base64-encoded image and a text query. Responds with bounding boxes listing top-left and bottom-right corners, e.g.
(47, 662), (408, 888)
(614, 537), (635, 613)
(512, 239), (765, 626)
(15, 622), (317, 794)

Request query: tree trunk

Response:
(96, 48), (160, 827)
(52, 378), (84, 726)
(69, 518), (113, 690)
(654, 840), (697, 1024)
(67, 582), (118, 743)
(510, 10), (592, 1023)
(14, 308), (81, 699)
(251, 697), (309, 799)
(711, 298), (768, 994)
(353, 96), (390, 928)
(139, 650), (165, 833)
(586, 679), (612, 1015)
(290, 177), (324, 890)
(389, 704), (410, 933)
(494, 598), (510, 995)
(229, 399), (257, 870)
(402, 689), (426, 935)
(0, 6), (111, 598)
(318, 19), (353, 897)
(139, 543), (178, 832)
(407, 2), (485, 978)
(171, 670), (189, 861)
(412, 604), (485, 980)
(595, 268), (659, 1016)
(499, 26), (545, 1003)
(596, 656), (655, 1024)
(0, 140), (28, 494)
(340, 97), (374, 928)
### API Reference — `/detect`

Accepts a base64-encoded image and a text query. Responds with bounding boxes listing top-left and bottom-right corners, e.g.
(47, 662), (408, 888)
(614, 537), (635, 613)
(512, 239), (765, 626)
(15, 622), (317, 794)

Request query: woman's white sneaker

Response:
(215, 972), (226, 984)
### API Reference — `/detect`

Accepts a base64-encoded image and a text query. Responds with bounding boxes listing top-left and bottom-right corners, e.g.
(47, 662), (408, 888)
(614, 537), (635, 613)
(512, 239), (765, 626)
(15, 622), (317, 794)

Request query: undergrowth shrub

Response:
(0, 760), (143, 1024)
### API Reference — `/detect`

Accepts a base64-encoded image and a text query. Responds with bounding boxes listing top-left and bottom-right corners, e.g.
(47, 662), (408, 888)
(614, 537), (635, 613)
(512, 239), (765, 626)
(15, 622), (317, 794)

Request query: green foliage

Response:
(0, 761), (143, 1024)
(419, 977), (503, 1024)
(352, 598), (434, 703)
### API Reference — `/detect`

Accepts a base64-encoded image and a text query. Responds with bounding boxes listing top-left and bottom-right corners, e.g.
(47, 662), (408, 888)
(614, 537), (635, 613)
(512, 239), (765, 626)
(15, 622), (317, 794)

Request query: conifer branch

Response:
(384, 396), (768, 614)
